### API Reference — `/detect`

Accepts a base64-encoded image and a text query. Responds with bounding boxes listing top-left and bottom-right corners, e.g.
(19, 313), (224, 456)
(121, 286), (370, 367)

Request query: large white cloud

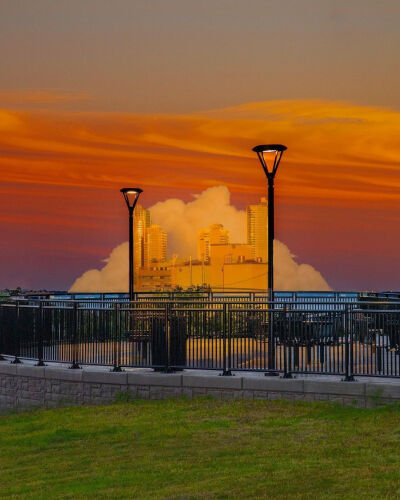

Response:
(69, 186), (331, 292)
(69, 242), (129, 293)
(150, 186), (246, 257)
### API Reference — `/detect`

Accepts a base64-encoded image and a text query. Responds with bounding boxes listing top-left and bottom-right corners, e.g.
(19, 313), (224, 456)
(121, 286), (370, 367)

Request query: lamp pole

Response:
(120, 188), (143, 302)
(252, 144), (287, 375)
(267, 174), (275, 299)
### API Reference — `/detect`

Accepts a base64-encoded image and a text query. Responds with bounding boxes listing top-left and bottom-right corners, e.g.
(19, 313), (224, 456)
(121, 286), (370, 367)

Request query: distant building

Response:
(132, 207), (169, 289)
(135, 202), (270, 292)
(197, 223), (230, 263)
(247, 198), (268, 262)
(138, 263), (171, 291)
(134, 204), (151, 276)
(171, 242), (267, 291)
(144, 224), (167, 268)
(197, 229), (210, 263)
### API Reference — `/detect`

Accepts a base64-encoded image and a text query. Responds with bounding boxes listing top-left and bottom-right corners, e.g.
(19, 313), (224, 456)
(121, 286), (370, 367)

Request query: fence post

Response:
(11, 301), (22, 364)
(0, 305), (6, 361)
(69, 302), (80, 369)
(343, 306), (355, 381)
(220, 303), (232, 376)
(111, 303), (122, 372)
(164, 301), (174, 373)
(282, 304), (292, 379)
(265, 299), (279, 376)
(35, 301), (45, 366)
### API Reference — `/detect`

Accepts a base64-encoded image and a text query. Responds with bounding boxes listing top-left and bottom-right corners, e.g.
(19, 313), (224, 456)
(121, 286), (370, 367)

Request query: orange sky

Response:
(1, 99), (400, 290)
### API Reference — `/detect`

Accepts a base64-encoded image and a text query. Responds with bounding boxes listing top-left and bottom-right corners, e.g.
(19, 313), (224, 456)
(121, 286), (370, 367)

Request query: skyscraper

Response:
(247, 198), (268, 262)
(197, 223), (230, 263)
(134, 204), (151, 275)
(144, 224), (167, 267)
(198, 229), (210, 263)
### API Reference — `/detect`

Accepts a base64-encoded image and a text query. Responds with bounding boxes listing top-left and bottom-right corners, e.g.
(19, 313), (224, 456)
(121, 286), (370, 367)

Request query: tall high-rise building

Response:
(144, 224), (167, 268)
(197, 223), (230, 263)
(198, 229), (210, 263)
(134, 204), (151, 274)
(210, 223), (229, 245)
(247, 198), (268, 262)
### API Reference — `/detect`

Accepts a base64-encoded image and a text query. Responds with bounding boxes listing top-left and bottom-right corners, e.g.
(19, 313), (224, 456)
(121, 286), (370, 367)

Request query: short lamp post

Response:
(252, 144), (287, 375)
(120, 188), (143, 302)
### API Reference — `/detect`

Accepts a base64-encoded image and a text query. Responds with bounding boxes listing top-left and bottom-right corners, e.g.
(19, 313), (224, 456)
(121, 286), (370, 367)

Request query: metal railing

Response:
(1, 299), (400, 378)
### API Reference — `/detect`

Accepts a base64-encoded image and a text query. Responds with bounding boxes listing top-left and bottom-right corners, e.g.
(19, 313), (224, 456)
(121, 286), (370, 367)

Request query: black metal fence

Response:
(1, 300), (400, 379)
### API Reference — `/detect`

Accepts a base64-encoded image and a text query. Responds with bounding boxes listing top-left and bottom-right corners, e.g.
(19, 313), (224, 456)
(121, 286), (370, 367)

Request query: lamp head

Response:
(120, 187), (143, 210)
(252, 144), (287, 178)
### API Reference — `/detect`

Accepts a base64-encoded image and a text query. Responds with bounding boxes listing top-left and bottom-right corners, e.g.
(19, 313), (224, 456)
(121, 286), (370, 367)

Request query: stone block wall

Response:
(0, 363), (399, 412)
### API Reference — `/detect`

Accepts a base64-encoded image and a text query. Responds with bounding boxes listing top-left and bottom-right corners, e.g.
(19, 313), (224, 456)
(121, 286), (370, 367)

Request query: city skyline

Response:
(69, 194), (330, 293)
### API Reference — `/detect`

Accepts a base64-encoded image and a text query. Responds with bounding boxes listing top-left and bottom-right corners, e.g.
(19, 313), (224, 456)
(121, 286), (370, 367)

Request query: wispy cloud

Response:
(1, 99), (400, 208)
(0, 90), (90, 105)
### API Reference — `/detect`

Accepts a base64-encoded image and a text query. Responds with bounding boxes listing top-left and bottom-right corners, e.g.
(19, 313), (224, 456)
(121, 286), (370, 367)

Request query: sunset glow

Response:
(1, 99), (400, 290)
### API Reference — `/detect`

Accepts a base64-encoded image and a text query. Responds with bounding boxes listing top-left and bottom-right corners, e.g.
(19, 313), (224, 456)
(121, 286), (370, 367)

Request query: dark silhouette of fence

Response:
(1, 299), (400, 378)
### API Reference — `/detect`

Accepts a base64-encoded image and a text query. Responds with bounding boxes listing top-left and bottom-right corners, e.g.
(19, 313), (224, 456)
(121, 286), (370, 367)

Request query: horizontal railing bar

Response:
(351, 309), (400, 313)
(171, 308), (223, 312)
(7, 298), (400, 305)
(5, 301), (400, 307)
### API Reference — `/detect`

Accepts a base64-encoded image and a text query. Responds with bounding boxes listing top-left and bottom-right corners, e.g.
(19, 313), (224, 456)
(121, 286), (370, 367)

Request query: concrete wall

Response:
(1, 363), (399, 412)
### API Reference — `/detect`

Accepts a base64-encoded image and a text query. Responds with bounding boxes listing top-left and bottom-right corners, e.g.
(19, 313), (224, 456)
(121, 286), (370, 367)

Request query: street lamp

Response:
(253, 144), (287, 375)
(120, 187), (143, 302)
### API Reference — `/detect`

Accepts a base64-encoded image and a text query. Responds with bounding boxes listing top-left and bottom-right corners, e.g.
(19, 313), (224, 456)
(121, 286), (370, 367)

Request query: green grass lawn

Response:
(1, 397), (400, 499)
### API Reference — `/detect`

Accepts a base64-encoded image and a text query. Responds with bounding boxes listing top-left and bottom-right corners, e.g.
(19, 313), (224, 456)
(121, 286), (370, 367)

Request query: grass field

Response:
(1, 397), (400, 499)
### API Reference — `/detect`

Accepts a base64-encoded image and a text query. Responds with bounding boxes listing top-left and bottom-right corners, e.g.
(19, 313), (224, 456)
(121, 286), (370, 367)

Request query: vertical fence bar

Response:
(343, 306), (355, 381)
(265, 301), (278, 376)
(11, 301), (22, 364)
(220, 303), (232, 376)
(112, 303), (122, 371)
(282, 304), (292, 378)
(69, 302), (80, 369)
(165, 301), (169, 372)
(0, 305), (6, 361)
(165, 301), (173, 373)
(36, 301), (45, 366)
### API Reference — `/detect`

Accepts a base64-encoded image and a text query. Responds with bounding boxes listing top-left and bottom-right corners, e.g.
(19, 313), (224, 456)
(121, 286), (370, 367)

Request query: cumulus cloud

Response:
(150, 186), (246, 258)
(69, 186), (331, 292)
(69, 242), (129, 293)
(274, 240), (330, 291)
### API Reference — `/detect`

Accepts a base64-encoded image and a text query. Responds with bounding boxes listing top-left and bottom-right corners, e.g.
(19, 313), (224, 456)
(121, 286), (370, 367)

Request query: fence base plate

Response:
(111, 366), (124, 372)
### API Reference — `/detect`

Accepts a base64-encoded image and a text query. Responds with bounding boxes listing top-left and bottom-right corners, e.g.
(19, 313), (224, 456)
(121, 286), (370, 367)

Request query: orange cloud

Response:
(0, 100), (399, 207)
(0, 90), (90, 105)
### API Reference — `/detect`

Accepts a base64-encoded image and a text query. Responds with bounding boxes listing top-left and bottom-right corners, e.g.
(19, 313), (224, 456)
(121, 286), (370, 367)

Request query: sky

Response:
(0, 0), (399, 291)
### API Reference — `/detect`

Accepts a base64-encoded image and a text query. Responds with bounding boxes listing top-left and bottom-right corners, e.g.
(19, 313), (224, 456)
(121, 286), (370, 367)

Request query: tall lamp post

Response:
(120, 188), (143, 302)
(252, 144), (287, 375)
